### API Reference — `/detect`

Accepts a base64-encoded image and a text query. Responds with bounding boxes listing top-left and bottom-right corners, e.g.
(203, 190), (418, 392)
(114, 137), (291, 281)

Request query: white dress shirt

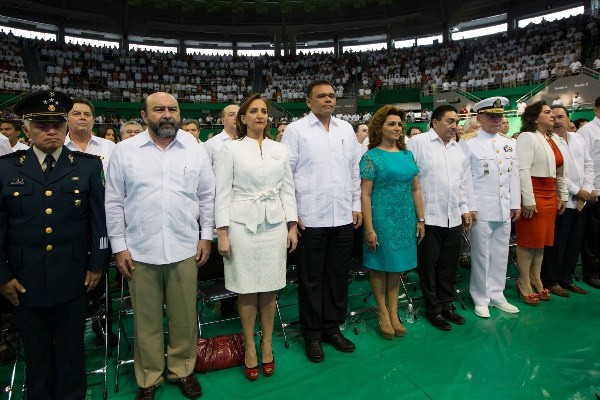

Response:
(65, 133), (115, 172)
(407, 128), (470, 228)
(554, 132), (595, 209)
(204, 130), (233, 173)
(281, 112), (361, 228)
(578, 116), (600, 194)
(0, 135), (12, 156)
(12, 141), (29, 151)
(105, 130), (215, 265)
(215, 137), (297, 232)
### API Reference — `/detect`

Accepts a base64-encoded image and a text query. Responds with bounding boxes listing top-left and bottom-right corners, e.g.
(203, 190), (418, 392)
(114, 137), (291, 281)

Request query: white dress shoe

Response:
(474, 305), (490, 318)
(492, 302), (520, 314)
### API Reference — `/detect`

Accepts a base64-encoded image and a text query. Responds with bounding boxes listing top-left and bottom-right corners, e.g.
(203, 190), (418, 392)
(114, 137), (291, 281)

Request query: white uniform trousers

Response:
(469, 220), (511, 306)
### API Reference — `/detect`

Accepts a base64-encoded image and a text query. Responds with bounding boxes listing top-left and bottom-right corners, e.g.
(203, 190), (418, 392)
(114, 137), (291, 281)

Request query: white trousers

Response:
(469, 220), (511, 306)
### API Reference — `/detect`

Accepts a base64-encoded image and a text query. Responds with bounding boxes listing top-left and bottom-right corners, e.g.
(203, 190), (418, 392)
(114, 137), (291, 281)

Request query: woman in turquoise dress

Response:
(360, 105), (425, 340)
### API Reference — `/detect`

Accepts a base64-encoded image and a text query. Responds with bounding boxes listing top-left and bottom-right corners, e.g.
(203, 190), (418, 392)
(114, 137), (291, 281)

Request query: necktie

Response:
(44, 154), (55, 177)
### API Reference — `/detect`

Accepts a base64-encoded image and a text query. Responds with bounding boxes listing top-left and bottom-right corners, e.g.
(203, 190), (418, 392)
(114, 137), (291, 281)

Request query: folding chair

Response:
(85, 276), (109, 400)
(114, 275), (134, 393)
(347, 258), (377, 335)
(1, 317), (19, 400)
(196, 241), (240, 337)
(274, 264), (299, 348)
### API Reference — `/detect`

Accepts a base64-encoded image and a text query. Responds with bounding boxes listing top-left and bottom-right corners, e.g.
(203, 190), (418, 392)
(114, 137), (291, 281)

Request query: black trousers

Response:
(296, 224), (354, 340)
(417, 224), (462, 316)
(542, 208), (586, 287)
(14, 294), (88, 400)
(582, 200), (600, 279)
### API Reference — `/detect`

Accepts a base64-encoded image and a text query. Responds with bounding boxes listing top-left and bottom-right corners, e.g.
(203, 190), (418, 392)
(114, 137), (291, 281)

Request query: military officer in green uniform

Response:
(0, 90), (109, 400)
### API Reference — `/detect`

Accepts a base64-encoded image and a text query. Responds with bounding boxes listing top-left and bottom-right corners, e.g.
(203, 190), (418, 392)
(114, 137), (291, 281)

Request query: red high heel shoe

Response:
(260, 339), (275, 377)
(516, 283), (540, 305)
(244, 364), (259, 381)
(536, 288), (551, 301)
(262, 357), (275, 377)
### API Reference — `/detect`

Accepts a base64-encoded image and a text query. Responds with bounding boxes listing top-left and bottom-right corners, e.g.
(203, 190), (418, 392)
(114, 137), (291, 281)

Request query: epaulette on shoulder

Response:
(461, 132), (478, 140)
(72, 151), (101, 159)
(0, 150), (26, 159)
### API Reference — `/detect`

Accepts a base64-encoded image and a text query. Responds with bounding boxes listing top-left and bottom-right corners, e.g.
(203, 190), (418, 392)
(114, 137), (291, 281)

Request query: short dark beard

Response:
(147, 119), (180, 138)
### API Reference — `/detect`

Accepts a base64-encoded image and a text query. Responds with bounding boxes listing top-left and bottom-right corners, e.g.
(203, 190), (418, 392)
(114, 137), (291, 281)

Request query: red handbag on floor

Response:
(194, 333), (245, 372)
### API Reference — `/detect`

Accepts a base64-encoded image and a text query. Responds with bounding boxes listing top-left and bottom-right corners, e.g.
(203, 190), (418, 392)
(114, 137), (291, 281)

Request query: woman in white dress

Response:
(215, 94), (298, 381)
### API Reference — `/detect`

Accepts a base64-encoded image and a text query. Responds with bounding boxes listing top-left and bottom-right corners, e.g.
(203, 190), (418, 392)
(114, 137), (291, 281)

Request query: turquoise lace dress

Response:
(360, 148), (419, 272)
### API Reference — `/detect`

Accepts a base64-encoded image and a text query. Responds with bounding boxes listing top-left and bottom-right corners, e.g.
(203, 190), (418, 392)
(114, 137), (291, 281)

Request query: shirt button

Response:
(499, 160), (503, 164)
(46, 227), (53, 234)
(496, 150), (500, 153)
(500, 172), (503, 175)
(45, 208), (53, 215)
(45, 190), (52, 197)
(46, 245), (53, 251)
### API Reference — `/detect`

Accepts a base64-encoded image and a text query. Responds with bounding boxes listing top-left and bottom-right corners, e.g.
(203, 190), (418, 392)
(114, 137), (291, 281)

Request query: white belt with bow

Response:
(232, 189), (280, 233)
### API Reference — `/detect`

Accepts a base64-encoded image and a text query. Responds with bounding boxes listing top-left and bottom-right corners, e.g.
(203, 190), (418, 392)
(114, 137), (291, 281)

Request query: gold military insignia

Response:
(68, 154), (74, 164)
(504, 145), (513, 152)
(50, 92), (55, 97)
(493, 99), (502, 107)
(74, 200), (81, 207)
(48, 105), (56, 111)
(71, 176), (80, 181)
(19, 155), (26, 165)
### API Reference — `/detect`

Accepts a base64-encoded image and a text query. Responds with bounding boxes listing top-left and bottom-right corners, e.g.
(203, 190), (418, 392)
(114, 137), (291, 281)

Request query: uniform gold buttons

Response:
(46, 245), (53, 251)
(45, 227), (53, 234)
(45, 190), (52, 197)
(13, 192), (19, 197)
(45, 208), (52, 215)
(500, 172), (503, 175)
(74, 189), (80, 194)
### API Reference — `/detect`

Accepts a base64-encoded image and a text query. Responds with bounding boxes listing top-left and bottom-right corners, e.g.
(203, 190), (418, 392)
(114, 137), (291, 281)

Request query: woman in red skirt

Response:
(515, 101), (568, 304)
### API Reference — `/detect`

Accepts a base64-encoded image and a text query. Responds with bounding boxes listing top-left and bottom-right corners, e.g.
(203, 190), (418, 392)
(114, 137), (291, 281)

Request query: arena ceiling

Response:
(2, 0), (583, 45)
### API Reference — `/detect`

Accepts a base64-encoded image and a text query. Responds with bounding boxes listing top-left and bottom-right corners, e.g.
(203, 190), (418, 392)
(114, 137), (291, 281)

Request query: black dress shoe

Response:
(427, 314), (452, 331)
(322, 331), (355, 353)
(584, 276), (600, 289)
(170, 374), (202, 399)
(441, 309), (466, 325)
(304, 339), (324, 363)
(136, 385), (159, 400)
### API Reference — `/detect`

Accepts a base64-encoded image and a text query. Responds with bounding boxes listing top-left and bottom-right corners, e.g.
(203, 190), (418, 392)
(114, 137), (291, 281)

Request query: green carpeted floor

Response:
(2, 268), (600, 400)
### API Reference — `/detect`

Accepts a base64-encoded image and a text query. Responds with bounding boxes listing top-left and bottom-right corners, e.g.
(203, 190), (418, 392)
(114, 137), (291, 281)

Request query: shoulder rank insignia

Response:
(504, 145), (513, 152)
(68, 154), (74, 164)
(0, 150), (26, 161)
(462, 132), (478, 140)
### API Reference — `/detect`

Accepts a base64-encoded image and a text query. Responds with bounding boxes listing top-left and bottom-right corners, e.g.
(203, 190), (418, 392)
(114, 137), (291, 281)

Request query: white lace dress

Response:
(215, 137), (297, 293)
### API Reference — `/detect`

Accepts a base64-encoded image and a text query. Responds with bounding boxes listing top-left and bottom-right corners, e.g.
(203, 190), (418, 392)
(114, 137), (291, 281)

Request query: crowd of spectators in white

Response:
(0, 12), (599, 102)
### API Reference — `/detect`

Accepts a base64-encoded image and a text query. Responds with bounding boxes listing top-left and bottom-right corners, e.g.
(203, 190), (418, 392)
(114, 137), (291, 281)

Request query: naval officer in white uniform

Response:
(460, 97), (521, 318)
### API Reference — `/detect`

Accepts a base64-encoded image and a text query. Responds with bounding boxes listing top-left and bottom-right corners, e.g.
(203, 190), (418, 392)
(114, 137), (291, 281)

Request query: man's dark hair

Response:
(429, 105), (458, 128)
(551, 105), (570, 118)
(71, 97), (95, 117)
(595, 96), (600, 108)
(306, 80), (334, 98)
(181, 119), (200, 130)
(1, 119), (21, 130)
